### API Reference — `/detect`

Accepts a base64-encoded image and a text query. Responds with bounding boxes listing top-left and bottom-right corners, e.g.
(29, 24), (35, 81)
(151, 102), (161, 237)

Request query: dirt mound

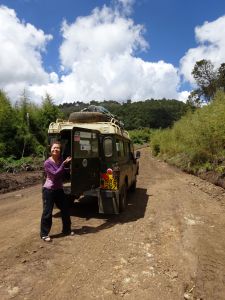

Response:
(0, 171), (42, 194)
(198, 170), (225, 189)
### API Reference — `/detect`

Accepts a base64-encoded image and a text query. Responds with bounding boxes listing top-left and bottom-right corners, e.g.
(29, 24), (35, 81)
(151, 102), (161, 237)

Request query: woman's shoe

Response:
(42, 236), (51, 242)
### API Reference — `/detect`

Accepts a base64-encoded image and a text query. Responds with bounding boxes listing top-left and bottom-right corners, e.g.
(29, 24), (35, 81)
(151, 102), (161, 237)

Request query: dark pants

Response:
(40, 188), (71, 237)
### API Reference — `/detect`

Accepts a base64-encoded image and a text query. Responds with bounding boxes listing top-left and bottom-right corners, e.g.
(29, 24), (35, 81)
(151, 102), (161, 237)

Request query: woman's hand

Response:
(63, 156), (72, 164)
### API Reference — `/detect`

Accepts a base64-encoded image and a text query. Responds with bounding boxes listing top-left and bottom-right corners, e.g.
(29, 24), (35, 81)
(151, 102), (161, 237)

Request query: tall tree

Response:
(191, 59), (217, 103)
(0, 90), (17, 156)
(40, 93), (62, 129)
(217, 63), (225, 90)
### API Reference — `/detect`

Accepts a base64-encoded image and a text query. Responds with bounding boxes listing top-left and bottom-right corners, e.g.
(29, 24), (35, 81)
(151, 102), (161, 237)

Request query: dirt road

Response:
(0, 148), (225, 300)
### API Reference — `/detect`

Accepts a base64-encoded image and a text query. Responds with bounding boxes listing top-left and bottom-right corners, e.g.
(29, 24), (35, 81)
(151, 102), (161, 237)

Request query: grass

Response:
(150, 91), (225, 175)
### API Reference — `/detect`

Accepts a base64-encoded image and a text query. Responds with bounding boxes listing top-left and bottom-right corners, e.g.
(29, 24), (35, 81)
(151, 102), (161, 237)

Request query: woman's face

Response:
(51, 143), (61, 157)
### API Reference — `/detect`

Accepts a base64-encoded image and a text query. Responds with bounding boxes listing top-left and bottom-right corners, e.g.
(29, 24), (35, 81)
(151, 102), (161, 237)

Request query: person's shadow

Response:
(53, 188), (149, 236)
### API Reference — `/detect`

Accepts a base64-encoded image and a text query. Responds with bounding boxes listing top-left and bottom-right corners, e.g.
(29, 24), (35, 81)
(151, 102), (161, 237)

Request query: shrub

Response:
(129, 128), (152, 145)
(150, 91), (225, 173)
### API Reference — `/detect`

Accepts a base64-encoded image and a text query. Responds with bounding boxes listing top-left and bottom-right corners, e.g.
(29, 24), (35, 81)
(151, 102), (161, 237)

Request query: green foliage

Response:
(0, 156), (43, 173)
(129, 128), (152, 145)
(190, 59), (225, 105)
(0, 91), (20, 157)
(0, 90), (62, 159)
(150, 91), (225, 173)
(59, 99), (189, 130)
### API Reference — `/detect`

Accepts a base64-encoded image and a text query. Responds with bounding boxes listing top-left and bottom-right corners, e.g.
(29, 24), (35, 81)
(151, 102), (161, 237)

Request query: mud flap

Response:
(98, 190), (120, 214)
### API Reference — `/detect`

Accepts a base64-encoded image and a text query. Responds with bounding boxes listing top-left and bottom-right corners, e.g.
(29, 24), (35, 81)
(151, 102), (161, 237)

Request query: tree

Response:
(217, 63), (225, 90)
(0, 90), (17, 156)
(191, 59), (217, 103)
(39, 94), (63, 144)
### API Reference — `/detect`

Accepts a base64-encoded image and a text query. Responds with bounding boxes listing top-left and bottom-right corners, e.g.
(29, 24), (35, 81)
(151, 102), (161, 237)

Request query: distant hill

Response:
(58, 99), (190, 130)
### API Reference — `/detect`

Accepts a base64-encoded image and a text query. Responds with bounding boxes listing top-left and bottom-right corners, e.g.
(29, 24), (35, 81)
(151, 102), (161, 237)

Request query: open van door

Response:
(71, 128), (100, 195)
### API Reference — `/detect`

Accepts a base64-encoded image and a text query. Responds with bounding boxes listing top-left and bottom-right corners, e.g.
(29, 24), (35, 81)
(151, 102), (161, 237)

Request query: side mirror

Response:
(135, 150), (141, 159)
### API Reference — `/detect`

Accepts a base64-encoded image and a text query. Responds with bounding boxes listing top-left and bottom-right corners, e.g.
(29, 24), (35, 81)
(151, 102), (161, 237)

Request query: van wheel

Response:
(130, 177), (137, 192)
(119, 184), (127, 212)
(65, 194), (75, 207)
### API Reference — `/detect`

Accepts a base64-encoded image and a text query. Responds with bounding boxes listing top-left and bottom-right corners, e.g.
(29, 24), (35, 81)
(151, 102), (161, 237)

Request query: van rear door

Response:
(71, 128), (100, 195)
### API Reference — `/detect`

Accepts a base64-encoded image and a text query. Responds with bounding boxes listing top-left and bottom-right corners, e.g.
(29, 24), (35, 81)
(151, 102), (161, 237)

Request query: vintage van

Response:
(47, 108), (140, 214)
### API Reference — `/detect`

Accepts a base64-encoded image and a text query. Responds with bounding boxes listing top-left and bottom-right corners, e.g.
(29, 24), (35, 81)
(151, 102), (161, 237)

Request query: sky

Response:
(0, 0), (225, 104)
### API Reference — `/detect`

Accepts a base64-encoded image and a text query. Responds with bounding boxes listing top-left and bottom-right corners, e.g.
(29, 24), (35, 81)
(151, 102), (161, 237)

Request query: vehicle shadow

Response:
(53, 188), (149, 236)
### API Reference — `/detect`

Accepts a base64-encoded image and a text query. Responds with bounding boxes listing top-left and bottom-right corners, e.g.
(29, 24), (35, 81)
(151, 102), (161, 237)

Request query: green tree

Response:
(38, 94), (63, 147)
(15, 91), (38, 157)
(191, 59), (217, 103)
(0, 90), (17, 157)
(217, 63), (225, 90)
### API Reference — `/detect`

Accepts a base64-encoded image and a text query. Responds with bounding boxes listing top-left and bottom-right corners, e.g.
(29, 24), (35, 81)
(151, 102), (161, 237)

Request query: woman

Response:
(40, 141), (74, 242)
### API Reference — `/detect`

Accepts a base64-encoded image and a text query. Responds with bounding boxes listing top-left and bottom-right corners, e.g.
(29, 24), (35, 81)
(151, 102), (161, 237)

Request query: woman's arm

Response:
(44, 160), (65, 179)
(44, 157), (72, 179)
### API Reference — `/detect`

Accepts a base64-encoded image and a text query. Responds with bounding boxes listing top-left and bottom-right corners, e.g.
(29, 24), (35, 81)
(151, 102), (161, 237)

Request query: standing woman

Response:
(40, 141), (74, 242)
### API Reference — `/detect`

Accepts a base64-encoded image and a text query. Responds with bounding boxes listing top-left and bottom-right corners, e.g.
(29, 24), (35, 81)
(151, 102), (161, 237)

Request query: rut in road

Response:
(0, 147), (225, 299)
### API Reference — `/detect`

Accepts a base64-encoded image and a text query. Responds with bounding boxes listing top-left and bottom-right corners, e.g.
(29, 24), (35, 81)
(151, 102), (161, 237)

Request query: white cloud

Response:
(30, 3), (182, 103)
(0, 2), (185, 104)
(114, 0), (135, 15)
(0, 5), (52, 101)
(59, 5), (148, 70)
(180, 15), (225, 84)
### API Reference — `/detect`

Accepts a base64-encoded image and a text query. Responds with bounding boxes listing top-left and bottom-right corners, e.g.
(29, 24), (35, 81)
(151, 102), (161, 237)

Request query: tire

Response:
(119, 183), (127, 212)
(69, 112), (110, 123)
(130, 177), (137, 193)
(65, 194), (75, 208)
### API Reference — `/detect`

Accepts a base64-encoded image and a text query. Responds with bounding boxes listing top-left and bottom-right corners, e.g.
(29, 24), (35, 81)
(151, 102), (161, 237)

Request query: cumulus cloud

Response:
(31, 2), (182, 103)
(180, 15), (225, 84)
(114, 0), (135, 15)
(0, 2), (185, 103)
(0, 5), (52, 101)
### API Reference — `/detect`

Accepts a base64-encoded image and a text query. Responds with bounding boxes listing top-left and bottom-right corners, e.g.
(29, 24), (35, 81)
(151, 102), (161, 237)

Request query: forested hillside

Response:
(59, 98), (189, 130)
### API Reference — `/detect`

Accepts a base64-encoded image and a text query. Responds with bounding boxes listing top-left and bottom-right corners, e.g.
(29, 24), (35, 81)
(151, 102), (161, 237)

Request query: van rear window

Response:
(73, 131), (99, 158)
(103, 137), (113, 157)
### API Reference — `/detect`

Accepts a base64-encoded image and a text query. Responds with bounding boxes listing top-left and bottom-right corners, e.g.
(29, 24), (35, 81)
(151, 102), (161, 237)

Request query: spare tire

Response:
(69, 112), (110, 123)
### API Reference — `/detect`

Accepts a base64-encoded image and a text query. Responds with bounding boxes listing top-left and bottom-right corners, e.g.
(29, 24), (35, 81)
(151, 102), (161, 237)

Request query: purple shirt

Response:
(43, 158), (65, 190)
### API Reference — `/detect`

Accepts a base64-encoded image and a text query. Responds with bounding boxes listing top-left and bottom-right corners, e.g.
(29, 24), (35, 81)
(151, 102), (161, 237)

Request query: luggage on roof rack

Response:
(69, 105), (124, 128)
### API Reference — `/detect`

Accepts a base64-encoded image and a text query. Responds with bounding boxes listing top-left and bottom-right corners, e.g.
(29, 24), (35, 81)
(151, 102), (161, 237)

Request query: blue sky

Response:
(0, 0), (225, 103)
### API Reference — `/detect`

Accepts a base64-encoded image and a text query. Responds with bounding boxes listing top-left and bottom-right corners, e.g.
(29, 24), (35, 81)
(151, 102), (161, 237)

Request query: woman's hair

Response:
(50, 141), (62, 151)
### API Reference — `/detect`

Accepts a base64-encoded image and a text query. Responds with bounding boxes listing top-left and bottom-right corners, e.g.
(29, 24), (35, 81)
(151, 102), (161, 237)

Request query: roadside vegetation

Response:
(0, 156), (43, 173)
(150, 91), (225, 178)
(129, 128), (152, 147)
(0, 91), (62, 160)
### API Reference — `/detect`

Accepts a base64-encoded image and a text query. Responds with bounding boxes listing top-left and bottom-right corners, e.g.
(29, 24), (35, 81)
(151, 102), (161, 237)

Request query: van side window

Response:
(103, 137), (113, 157)
(124, 142), (129, 159)
(128, 142), (134, 160)
(116, 139), (125, 158)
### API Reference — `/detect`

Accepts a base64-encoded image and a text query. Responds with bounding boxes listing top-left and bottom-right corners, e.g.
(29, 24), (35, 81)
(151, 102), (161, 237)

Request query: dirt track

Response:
(0, 148), (225, 299)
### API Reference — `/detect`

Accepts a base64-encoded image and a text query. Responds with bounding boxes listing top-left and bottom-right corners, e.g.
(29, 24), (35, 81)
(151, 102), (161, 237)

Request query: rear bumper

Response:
(64, 184), (120, 214)
(84, 188), (120, 214)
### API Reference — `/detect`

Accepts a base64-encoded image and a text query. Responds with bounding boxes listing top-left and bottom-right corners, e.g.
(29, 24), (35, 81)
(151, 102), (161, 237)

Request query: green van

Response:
(47, 109), (140, 214)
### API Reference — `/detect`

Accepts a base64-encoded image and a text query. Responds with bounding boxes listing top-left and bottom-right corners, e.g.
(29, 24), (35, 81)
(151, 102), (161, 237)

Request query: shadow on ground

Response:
(53, 188), (149, 236)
